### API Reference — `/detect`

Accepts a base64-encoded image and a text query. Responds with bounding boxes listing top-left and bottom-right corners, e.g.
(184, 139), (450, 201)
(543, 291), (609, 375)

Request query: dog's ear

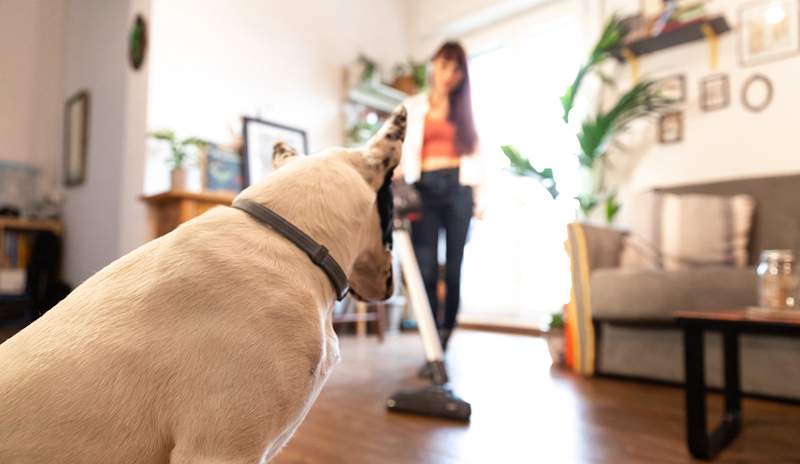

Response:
(362, 106), (406, 190)
(272, 141), (299, 170)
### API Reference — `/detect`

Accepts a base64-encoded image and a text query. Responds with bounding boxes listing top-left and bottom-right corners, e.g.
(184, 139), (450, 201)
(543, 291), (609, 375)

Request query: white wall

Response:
(118, 0), (151, 256)
(406, 0), (558, 58)
(147, 0), (410, 164)
(605, 0), (800, 191)
(0, 0), (65, 188)
(61, 0), (151, 284)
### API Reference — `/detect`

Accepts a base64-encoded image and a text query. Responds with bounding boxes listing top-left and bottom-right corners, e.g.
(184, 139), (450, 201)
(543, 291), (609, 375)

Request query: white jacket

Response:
(400, 92), (485, 187)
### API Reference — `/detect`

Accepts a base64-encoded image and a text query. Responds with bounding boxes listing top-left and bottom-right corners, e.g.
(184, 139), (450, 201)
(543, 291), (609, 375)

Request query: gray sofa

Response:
(577, 174), (800, 400)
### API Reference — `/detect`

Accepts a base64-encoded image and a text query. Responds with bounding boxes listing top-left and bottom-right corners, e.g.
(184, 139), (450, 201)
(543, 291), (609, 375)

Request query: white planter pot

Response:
(545, 330), (566, 367)
(170, 168), (186, 191)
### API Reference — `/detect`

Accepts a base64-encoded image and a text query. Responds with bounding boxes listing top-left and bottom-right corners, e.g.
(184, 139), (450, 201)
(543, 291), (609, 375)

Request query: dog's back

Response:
(0, 206), (335, 463)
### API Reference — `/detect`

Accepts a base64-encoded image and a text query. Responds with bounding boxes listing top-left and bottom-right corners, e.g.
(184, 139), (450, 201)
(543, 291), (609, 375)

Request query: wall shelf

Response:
(612, 16), (731, 62)
(347, 81), (407, 114)
(0, 218), (62, 235)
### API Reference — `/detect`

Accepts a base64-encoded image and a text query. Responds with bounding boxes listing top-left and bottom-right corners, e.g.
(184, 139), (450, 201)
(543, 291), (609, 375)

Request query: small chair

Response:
(332, 297), (387, 342)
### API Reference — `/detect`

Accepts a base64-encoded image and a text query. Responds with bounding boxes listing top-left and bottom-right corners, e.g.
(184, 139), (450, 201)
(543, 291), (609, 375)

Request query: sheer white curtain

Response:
(458, 2), (585, 327)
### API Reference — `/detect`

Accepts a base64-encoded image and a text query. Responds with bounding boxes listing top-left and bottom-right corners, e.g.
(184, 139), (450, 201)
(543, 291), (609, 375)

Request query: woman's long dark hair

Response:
(432, 41), (478, 155)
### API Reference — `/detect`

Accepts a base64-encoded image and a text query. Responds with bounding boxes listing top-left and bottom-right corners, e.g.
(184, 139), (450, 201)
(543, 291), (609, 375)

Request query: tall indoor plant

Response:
(503, 15), (674, 223)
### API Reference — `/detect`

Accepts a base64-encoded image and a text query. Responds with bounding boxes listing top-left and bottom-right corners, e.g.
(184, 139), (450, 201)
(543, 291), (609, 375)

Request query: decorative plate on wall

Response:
(741, 74), (774, 112)
(129, 14), (147, 71)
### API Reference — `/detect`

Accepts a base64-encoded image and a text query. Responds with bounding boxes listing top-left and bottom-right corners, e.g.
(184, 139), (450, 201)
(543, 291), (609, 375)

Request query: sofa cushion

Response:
(619, 192), (755, 270)
(657, 174), (800, 265)
(590, 266), (757, 320)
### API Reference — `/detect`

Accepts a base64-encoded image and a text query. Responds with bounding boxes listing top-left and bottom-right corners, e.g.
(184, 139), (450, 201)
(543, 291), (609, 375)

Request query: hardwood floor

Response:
(275, 330), (800, 464)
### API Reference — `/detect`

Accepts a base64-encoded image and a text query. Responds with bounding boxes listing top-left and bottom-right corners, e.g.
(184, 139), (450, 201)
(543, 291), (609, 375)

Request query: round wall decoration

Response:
(128, 14), (147, 71)
(741, 74), (773, 112)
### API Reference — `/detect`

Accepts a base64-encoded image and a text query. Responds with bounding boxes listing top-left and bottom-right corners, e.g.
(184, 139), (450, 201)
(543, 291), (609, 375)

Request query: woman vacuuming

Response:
(400, 41), (483, 351)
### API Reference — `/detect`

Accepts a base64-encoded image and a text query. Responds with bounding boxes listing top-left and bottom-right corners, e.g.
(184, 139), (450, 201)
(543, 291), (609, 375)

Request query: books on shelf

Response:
(1, 230), (32, 295)
(2, 230), (32, 269)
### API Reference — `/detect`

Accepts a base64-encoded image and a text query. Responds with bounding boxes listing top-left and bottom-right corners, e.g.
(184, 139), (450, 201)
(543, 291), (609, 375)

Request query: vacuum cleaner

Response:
(385, 229), (472, 422)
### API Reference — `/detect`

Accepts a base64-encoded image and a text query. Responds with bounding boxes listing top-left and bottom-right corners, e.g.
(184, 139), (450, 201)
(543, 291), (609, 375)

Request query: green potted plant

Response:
(503, 15), (675, 224)
(545, 312), (566, 366)
(149, 130), (207, 191)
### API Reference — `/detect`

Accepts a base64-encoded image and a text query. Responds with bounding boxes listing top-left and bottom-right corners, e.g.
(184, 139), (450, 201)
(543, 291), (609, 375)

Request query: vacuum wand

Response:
(386, 229), (471, 421)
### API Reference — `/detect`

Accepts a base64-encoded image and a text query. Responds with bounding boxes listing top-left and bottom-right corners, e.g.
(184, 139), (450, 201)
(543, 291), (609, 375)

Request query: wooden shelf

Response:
(347, 82), (407, 113)
(140, 189), (236, 205)
(0, 217), (62, 235)
(612, 16), (731, 62)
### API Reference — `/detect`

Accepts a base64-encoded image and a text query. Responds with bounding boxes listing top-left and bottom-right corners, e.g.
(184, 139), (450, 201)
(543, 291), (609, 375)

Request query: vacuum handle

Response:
(394, 230), (444, 363)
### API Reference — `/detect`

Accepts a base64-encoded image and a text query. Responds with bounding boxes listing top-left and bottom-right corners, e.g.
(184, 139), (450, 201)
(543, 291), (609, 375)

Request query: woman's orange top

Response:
(421, 115), (460, 171)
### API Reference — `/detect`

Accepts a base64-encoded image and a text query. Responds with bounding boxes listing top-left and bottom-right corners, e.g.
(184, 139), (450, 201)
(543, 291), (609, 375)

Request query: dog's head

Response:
(269, 106), (405, 302)
(346, 106), (405, 301)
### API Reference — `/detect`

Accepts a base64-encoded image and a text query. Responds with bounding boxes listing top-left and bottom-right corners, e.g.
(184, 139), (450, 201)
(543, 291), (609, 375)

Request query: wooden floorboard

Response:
(275, 330), (800, 464)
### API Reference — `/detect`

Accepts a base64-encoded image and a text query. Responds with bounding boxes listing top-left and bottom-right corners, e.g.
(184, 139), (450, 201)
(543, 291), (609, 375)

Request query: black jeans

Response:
(411, 168), (473, 332)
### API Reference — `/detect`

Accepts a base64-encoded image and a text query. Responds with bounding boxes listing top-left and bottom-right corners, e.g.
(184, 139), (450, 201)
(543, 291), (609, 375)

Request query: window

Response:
(458, 3), (584, 327)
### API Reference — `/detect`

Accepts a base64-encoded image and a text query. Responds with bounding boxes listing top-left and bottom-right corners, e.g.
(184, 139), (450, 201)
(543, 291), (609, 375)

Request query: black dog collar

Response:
(232, 198), (350, 301)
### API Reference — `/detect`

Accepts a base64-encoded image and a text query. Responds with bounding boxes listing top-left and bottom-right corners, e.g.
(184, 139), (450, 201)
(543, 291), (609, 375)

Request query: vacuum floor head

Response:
(386, 385), (471, 422)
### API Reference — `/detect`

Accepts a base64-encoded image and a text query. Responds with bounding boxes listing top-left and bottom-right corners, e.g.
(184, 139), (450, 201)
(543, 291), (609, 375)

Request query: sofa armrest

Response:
(566, 222), (626, 273)
(564, 222), (627, 376)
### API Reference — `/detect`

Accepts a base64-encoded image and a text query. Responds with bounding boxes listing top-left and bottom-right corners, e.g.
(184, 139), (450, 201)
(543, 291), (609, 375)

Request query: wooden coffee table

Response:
(674, 309), (800, 460)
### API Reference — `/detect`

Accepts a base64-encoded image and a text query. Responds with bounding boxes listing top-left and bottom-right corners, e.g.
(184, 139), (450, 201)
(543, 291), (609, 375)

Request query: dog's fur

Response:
(0, 107), (407, 463)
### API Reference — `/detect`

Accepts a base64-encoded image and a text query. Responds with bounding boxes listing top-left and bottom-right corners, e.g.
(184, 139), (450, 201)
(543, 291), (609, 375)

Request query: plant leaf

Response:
(604, 191), (622, 224)
(501, 145), (559, 199)
(575, 193), (599, 218)
(560, 14), (625, 122)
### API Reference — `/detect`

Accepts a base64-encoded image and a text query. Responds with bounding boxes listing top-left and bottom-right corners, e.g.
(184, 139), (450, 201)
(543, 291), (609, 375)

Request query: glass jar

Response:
(756, 250), (799, 310)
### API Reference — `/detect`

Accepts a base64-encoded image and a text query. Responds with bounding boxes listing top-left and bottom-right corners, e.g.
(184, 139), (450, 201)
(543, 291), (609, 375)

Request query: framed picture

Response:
(739, 0), (800, 66)
(242, 117), (308, 186)
(741, 73), (774, 112)
(656, 74), (687, 103)
(658, 111), (683, 144)
(700, 74), (730, 112)
(203, 144), (243, 193)
(63, 91), (90, 187)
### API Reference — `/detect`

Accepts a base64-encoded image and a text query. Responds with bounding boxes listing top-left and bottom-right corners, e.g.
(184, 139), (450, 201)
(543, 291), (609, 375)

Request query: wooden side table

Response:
(675, 309), (800, 460)
(140, 190), (235, 238)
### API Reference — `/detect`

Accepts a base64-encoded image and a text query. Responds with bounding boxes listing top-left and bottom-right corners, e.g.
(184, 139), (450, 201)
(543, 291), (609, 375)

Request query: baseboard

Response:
(458, 321), (544, 337)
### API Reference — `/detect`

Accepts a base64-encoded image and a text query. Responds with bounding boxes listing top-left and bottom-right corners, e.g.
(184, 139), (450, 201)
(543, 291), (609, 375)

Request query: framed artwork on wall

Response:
(658, 111), (684, 144)
(700, 74), (730, 112)
(63, 91), (90, 187)
(202, 144), (242, 193)
(739, 0), (800, 66)
(656, 74), (687, 103)
(242, 117), (308, 186)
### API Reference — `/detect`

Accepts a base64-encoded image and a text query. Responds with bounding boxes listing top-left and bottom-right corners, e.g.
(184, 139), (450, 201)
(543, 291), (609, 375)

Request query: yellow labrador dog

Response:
(0, 107), (406, 463)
